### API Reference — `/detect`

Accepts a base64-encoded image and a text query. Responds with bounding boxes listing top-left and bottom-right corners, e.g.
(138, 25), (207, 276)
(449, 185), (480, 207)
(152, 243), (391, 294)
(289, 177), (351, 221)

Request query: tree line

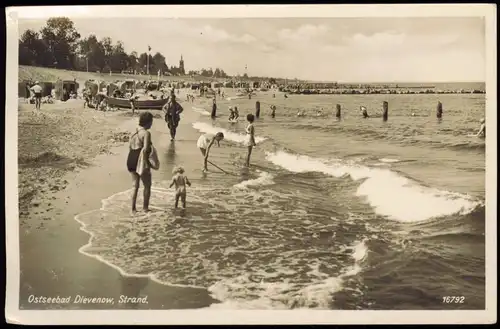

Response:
(19, 17), (230, 78)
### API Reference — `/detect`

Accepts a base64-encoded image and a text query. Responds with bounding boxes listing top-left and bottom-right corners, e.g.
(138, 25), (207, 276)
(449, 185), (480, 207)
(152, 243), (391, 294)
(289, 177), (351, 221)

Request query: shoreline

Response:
(19, 98), (218, 309)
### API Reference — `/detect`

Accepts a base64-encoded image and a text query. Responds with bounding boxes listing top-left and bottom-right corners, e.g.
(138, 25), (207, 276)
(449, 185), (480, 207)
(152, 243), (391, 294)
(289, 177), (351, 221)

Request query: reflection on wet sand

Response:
(165, 141), (176, 164)
(120, 276), (149, 309)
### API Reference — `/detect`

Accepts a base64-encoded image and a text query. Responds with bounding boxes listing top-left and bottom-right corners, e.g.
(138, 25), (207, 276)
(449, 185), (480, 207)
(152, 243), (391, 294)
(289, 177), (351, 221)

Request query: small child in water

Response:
(169, 166), (191, 209)
(228, 106), (235, 120)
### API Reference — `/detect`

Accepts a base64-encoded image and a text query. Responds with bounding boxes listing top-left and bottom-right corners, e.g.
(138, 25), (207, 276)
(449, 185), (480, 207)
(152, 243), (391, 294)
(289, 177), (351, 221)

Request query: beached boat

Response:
(107, 97), (168, 110)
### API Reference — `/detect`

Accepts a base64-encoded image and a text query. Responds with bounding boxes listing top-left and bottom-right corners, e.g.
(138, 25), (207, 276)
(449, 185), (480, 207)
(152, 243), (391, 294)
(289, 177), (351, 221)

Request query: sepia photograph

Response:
(5, 4), (496, 325)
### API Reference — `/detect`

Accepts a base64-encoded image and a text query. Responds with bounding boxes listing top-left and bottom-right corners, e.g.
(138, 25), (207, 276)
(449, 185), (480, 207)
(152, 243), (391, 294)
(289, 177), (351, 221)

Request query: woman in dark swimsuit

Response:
(127, 112), (154, 213)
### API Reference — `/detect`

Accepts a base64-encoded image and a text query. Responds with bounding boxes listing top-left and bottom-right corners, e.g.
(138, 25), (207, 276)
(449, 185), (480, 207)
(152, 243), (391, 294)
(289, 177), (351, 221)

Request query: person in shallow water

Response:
(233, 106), (240, 120)
(476, 118), (485, 138)
(169, 166), (191, 209)
(228, 106), (235, 120)
(126, 112), (154, 214)
(361, 106), (369, 118)
(197, 132), (225, 173)
(244, 114), (257, 167)
(163, 94), (184, 141)
(211, 98), (217, 118)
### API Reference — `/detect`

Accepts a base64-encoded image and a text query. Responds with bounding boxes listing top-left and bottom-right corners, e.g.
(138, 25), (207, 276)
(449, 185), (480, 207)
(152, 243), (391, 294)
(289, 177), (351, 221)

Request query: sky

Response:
(18, 17), (486, 83)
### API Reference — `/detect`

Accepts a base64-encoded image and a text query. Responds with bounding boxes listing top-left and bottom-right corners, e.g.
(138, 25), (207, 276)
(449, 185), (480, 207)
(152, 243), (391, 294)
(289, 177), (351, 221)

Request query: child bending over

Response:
(169, 166), (191, 209)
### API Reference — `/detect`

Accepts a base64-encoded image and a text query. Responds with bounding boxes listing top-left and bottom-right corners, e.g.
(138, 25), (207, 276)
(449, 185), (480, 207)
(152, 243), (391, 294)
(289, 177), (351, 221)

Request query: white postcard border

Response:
(5, 4), (497, 325)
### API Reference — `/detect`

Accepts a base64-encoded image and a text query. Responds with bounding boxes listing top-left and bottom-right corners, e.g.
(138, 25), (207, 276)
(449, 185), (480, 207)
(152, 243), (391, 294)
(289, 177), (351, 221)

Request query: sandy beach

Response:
(18, 95), (220, 309)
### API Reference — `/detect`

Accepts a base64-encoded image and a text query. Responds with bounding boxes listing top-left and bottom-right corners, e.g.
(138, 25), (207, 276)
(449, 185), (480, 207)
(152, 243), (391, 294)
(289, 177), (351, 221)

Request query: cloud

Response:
(179, 24), (258, 45)
(347, 32), (406, 48)
(278, 23), (330, 41)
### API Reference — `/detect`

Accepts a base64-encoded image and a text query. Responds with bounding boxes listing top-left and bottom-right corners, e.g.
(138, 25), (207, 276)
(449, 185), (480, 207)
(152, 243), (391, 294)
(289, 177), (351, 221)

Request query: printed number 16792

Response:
(442, 296), (465, 304)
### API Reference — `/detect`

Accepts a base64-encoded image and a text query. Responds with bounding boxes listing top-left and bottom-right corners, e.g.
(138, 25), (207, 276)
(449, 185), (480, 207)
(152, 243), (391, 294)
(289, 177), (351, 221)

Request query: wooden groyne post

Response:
(436, 101), (443, 119)
(382, 101), (389, 121)
(335, 104), (341, 119)
(255, 101), (261, 118)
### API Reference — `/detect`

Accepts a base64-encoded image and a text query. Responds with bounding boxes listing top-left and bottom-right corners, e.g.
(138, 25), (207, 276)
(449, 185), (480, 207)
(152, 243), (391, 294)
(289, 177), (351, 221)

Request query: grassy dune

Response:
(18, 65), (224, 84)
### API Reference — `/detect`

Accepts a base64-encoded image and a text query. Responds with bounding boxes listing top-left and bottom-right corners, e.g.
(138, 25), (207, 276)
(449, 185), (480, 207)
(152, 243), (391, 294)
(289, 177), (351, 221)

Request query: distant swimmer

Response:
(270, 105), (276, 118)
(233, 106), (240, 120)
(297, 110), (306, 117)
(273, 93), (276, 98)
(476, 118), (485, 138)
(211, 98), (217, 118)
(244, 114), (257, 167)
(284, 94), (288, 99)
(197, 132), (225, 173)
(316, 108), (323, 117)
(361, 106), (369, 118)
(228, 106), (236, 121)
(169, 166), (191, 209)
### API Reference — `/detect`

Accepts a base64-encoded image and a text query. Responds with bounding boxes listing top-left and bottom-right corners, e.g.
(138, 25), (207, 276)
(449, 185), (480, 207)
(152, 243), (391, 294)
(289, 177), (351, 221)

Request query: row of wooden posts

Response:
(252, 101), (444, 120)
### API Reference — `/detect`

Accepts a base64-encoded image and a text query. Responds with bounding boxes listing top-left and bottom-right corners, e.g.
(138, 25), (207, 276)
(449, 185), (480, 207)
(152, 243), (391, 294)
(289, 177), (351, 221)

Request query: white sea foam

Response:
(192, 121), (267, 145)
(192, 106), (211, 116)
(233, 171), (275, 189)
(74, 187), (207, 291)
(379, 158), (400, 163)
(225, 96), (244, 101)
(265, 151), (481, 223)
(75, 181), (371, 310)
(205, 240), (368, 310)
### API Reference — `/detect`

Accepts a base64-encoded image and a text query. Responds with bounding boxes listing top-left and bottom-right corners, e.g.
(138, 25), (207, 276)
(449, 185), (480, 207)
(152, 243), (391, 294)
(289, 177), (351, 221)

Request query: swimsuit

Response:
(127, 128), (146, 172)
(244, 124), (254, 147)
(197, 134), (209, 149)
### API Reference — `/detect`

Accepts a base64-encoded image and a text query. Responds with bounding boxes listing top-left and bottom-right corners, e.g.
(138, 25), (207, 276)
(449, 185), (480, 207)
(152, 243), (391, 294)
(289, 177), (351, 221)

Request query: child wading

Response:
(228, 106), (235, 120)
(244, 114), (257, 167)
(169, 166), (191, 209)
(196, 132), (225, 172)
(126, 112), (155, 214)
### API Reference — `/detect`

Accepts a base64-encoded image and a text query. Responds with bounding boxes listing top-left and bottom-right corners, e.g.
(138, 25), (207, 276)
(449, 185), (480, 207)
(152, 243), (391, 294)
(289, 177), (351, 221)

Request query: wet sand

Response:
(19, 96), (220, 309)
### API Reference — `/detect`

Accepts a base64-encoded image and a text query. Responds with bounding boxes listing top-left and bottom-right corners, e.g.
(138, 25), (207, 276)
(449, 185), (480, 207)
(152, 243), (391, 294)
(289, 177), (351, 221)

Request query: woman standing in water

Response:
(127, 112), (154, 214)
(244, 114), (257, 167)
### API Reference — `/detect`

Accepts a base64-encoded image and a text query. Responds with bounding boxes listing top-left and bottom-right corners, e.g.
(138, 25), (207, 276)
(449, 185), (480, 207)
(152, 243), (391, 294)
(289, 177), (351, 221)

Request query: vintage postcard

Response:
(5, 4), (496, 325)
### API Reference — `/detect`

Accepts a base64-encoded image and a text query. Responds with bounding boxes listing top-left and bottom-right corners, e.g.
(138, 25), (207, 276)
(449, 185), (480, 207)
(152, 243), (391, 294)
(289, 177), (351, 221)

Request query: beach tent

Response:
(18, 81), (31, 98)
(118, 79), (136, 92)
(211, 82), (223, 89)
(21, 81), (54, 98)
(84, 80), (100, 97)
(135, 80), (146, 89)
(191, 83), (200, 90)
(54, 79), (79, 101)
(252, 81), (260, 89)
(106, 82), (120, 97)
(145, 81), (161, 91)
